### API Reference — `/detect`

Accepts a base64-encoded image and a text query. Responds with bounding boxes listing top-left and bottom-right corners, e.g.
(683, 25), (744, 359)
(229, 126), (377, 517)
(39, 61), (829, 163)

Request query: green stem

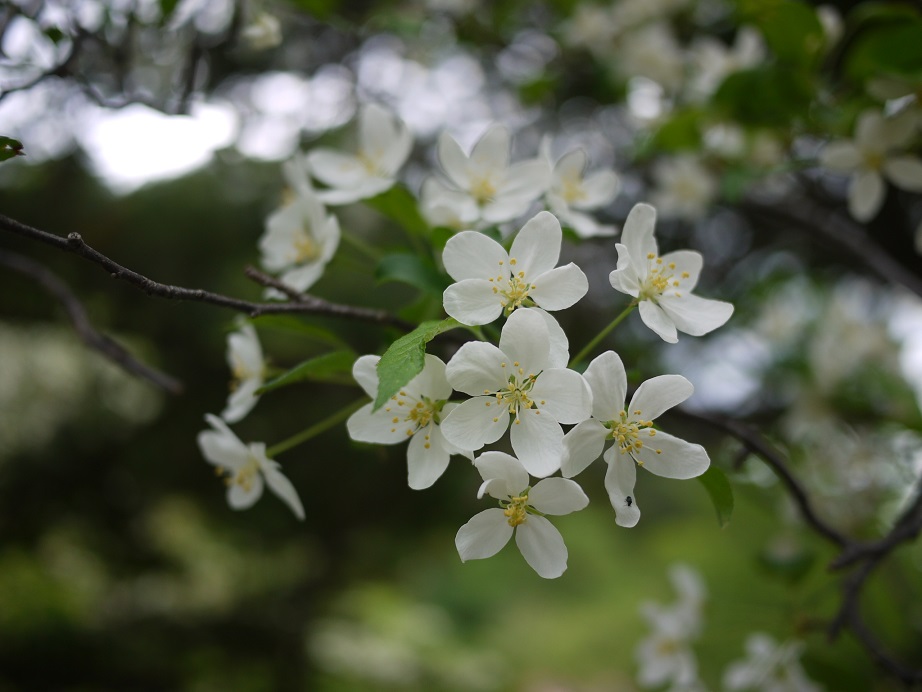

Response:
(570, 302), (637, 368)
(267, 398), (365, 458)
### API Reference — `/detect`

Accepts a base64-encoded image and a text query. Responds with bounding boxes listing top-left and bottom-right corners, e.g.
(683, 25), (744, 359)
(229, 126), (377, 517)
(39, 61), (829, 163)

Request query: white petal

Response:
(622, 203), (658, 269)
(263, 465), (306, 520)
(848, 169), (885, 221)
(659, 293), (734, 336)
(575, 169), (620, 209)
(440, 397), (509, 451)
(474, 451), (529, 498)
(634, 430), (710, 479)
(498, 308), (550, 374)
(524, 308), (569, 369)
(227, 324), (263, 372)
(530, 369), (592, 424)
(629, 374), (693, 421)
(443, 279), (504, 326)
(277, 262), (325, 293)
(604, 450), (640, 528)
(481, 196), (533, 224)
(562, 419), (608, 477)
(658, 249), (703, 292)
(515, 515), (568, 578)
(497, 158), (552, 200)
(509, 211), (562, 279)
(445, 341), (506, 395)
(227, 473), (264, 510)
(529, 263), (589, 311)
(583, 350), (627, 420)
(884, 156), (922, 192)
(410, 354), (452, 401)
(306, 149), (367, 189)
(197, 414), (250, 469)
(346, 402), (408, 444)
(442, 230), (508, 282)
(469, 125), (511, 177)
(407, 424), (450, 489)
(510, 408), (564, 477)
(609, 244), (642, 297)
(316, 178), (394, 205)
(529, 477), (589, 515)
(819, 141), (861, 171)
(456, 508), (513, 561)
(437, 131), (473, 188)
(221, 377), (261, 424)
(638, 300), (678, 343)
(352, 354), (380, 398)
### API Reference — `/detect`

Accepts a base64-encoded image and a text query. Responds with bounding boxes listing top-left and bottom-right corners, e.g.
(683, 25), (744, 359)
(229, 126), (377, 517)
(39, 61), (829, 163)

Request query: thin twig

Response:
(0, 249), (183, 394)
(0, 213), (413, 330)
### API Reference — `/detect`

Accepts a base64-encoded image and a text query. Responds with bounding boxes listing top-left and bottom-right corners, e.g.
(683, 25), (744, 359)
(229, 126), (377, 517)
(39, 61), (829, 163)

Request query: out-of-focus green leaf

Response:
(758, 543), (816, 583)
(714, 67), (813, 127)
(845, 19), (922, 83)
(430, 226), (456, 251)
(257, 350), (357, 394)
(373, 318), (462, 410)
(158, 0), (182, 19)
(740, 0), (825, 65)
(376, 253), (450, 295)
(0, 137), (24, 162)
(366, 185), (430, 237)
(253, 315), (348, 348)
(651, 108), (703, 152)
(697, 466), (734, 528)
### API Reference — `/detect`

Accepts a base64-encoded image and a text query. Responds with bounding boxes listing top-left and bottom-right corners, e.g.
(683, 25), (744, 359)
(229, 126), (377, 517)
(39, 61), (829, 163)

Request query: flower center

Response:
(638, 253), (690, 302)
(608, 409), (660, 464)
(470, 176), (497, 203)
(489, 258), (536, 315)
(358, 151), (385, 176)
(502, 493), (530, 527)
(561, 177), (586, 204)
(384, 392), (445, 448)
(294, 232), (321, 263)
(218, 457), (261, 492)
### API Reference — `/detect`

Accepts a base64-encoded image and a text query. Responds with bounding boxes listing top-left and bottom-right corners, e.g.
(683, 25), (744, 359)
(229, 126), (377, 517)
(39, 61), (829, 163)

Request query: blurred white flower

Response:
(442, 210), (588, 325)
(197, 414), (305, 519)
(723, 633), (821, 692)
(419, 177), (479, 230)
(617, 23), (685, 92)
(651, 155), (719, 221)
(563, 351), (710, 526)
(435, 124), (551, 224)
(441, 309), (592, 477)
(560, 3), (619, 59)
(346, 354), (473, 490)
(819, 109), (922, 221)
(455, 451), (589, 578)
(307, 103), (412, 204)
(609, 203), (734, 342)
(241, 11), (282, 50)
(259, 164), (341, 295)
(221, 322), (264, 424)
(543, 142), (620, 237)
(689, 26), (765, 100)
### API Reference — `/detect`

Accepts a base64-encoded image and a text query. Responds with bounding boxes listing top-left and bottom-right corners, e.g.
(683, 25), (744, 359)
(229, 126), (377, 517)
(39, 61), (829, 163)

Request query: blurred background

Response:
(2, 0), (922, 689)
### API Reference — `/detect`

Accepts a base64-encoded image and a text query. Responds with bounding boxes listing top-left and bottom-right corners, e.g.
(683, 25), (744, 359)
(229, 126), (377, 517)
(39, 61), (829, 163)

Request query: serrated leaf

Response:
(376, 252), (450, 295)
(257, 350), (357, 394)
(373, 318), (462, 410)
(365, 184), (429, 237)
(697, 466), (734, 528)
(0, 137), (24, 162)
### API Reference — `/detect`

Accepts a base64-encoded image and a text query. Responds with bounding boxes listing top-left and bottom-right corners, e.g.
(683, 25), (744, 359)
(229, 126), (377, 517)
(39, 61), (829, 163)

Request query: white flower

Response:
(562, 351), (709, 525)
(307, 103), (412, 205)
(441, 308), (592, 477)
(617, 23), (685, 92)
(609, 202), (733, 343)
(419, 176), (480, 231)
(635, 601), (701, 689)
(221, 323), (265, 424)
(543, 143), (620, 238)
(689, 26), (765, 100)
(723, 633), (821, 692)
(241, 11), (282, 50)
(197, 414), (305, 519)
(346, 354), (473, 490)
(650, 155), (719, 221)
(455, 451), (589, 578)
(436, 124), (551, 224)
(259, 167), (341, 294)
(442, 211), (589, 325)
(820, 109), (922, 222)
(560, 4), (619, 59)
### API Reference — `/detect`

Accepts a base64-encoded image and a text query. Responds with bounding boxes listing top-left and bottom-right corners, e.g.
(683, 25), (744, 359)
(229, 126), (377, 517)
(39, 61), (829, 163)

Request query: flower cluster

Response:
(194, 107), (734, 578)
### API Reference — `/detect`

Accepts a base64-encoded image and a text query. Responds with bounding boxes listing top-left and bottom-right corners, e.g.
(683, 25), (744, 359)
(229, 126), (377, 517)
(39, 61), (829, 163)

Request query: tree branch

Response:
(0, 249), (183, 394)
(0, 212), (414, 330)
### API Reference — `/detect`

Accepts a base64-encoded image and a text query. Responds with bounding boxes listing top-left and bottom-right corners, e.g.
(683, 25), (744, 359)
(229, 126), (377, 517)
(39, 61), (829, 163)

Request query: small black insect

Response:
(625, 496), (633, 507)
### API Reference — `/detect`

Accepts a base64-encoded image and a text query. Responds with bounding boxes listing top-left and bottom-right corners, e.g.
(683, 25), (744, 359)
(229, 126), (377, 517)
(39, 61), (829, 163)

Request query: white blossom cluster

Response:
(194, 105), (734, 577)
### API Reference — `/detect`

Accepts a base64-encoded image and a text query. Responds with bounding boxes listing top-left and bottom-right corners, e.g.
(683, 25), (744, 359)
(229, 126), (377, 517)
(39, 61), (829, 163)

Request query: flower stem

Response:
(267, 398), (366, 458)
(570, 302), (637, 367)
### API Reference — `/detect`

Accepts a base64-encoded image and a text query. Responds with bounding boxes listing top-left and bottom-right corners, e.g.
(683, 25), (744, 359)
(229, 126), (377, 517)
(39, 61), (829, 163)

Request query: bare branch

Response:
(0, 249), (183, 394)
(0, 213), (413, 330)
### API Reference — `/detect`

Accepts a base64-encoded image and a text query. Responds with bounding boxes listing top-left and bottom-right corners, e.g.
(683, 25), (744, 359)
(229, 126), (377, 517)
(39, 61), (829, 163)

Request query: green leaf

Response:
(257, 350), (357, 394)
(697, 466), (734, 528)
(252, 315), (348, 348)
(0, 137), (24, 162)
(845, 19), (922, 83)
(365, 185), (429, 237)
(740, 0), (825, 65)
(376, 252), (450, 295)
(373, 318), (462, 410)
(714, 67), (813, 127)
(430, 226), (456, 251)
(651, 108), (703, 152)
